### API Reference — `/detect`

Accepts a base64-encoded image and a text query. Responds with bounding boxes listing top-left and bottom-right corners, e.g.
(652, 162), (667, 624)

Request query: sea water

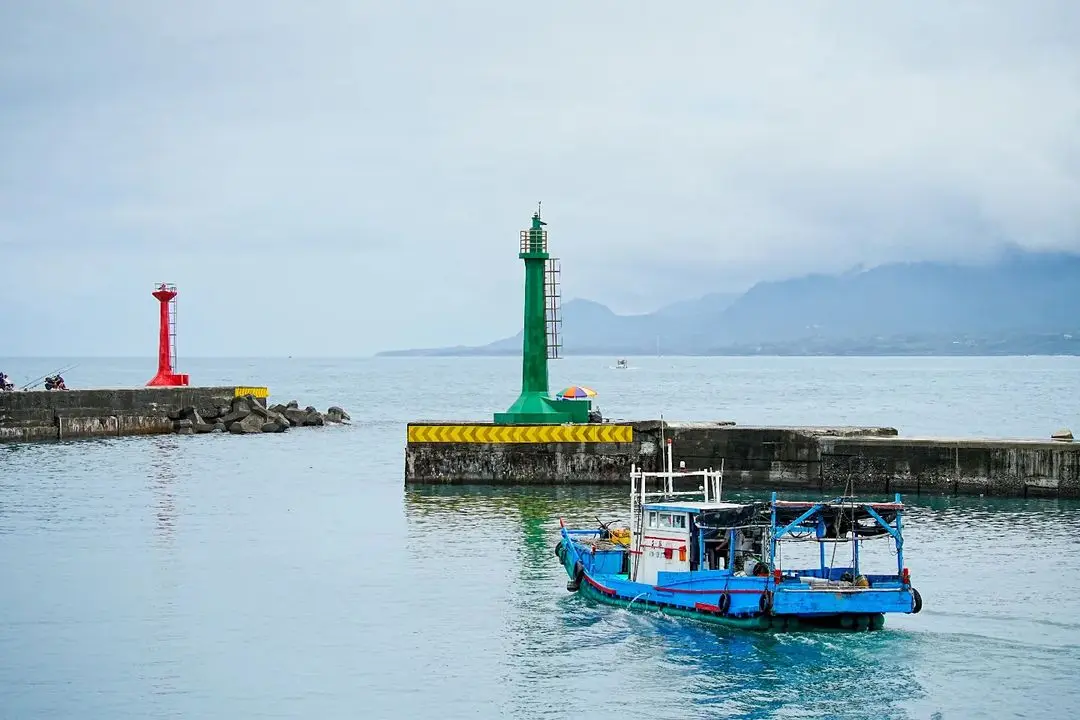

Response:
(1, 355), (1078, 719)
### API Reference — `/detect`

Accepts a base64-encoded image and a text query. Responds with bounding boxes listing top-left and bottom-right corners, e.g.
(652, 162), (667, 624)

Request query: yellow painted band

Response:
(407, 424), (632, 444)
(234, 386), (269, 399)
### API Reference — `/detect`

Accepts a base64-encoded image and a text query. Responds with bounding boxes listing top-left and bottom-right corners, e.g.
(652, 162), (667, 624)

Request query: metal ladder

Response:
(545, 258), (562, 360)
(167, 294), (178, 370)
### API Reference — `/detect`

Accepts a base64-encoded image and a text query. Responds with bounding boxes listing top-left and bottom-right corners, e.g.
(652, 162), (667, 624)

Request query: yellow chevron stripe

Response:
(406, 424), (632, 444)
(233, 386), (269, 399)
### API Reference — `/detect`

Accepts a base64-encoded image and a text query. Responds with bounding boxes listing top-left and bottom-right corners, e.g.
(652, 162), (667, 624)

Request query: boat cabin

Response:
(634, 501), (768, 585)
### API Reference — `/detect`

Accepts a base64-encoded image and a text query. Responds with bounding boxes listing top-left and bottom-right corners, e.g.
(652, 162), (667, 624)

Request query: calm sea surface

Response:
(1, 355), (1079, 719)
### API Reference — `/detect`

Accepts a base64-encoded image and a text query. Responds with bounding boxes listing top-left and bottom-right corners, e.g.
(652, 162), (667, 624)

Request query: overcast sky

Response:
(2, 1), (1077, 356)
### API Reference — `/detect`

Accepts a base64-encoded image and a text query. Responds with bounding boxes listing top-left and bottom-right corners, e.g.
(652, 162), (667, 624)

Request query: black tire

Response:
(554, 540), (564, 560)
(910, 587), (922, 614)
(717, 593), (731, 615)
(759, 590), (773, 614)
(566, 560), (584, 593)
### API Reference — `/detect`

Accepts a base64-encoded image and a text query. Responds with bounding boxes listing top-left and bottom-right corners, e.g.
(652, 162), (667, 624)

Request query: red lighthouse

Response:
(146, 283), (190, 387)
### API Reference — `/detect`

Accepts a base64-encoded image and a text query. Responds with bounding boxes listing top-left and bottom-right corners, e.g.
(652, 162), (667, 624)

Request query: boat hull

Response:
(559, 540), (899, 632)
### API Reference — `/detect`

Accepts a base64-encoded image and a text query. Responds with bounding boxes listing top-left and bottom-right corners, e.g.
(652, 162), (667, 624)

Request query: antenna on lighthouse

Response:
(146, 283), (190, 387)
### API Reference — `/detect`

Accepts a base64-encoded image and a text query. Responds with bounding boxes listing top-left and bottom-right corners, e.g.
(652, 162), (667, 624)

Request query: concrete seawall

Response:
(0, 387), (264, 443)
(404, 421), (1080, 498)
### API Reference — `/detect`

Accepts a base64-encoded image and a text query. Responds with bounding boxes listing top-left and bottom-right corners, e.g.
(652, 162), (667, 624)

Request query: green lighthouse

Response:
(494, 207), (590, 425)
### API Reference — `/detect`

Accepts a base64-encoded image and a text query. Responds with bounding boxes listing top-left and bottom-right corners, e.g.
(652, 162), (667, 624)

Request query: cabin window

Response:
(648, 512), (687, 530)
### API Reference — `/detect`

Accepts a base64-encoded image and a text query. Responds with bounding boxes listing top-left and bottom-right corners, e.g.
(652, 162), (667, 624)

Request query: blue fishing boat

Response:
(556, 442), (922, 631)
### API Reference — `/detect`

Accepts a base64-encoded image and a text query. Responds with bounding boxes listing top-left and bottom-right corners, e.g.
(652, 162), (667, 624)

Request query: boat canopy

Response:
(695, 499), (902, 538)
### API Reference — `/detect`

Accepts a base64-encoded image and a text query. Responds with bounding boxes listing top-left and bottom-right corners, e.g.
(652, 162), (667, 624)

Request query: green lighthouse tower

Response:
(494, 207), (590, 425)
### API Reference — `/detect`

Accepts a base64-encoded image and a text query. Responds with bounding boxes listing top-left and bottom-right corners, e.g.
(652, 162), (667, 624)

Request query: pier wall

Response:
(404, 421), (1080, 498)
(0, 387), (264, 443)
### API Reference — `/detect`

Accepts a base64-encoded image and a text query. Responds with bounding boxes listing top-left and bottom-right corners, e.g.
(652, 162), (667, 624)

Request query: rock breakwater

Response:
(170, 394), (350, 435)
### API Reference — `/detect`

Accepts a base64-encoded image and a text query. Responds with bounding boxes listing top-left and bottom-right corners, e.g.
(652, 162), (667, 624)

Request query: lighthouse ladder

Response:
(544, 257), (562, 360)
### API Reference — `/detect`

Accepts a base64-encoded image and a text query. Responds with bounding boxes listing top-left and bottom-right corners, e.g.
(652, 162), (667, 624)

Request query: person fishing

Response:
(0, 372), (13, 391)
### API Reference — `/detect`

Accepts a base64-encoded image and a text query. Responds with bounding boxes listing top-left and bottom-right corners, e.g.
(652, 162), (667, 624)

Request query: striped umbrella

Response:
(556, 385), (597, 399)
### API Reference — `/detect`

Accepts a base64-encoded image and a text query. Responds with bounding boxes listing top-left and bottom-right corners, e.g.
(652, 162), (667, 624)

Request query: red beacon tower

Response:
(146, 283), (190, 387)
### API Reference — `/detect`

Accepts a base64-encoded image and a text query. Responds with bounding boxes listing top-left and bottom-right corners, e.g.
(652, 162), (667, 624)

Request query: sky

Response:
(1, 1), (1078, 356)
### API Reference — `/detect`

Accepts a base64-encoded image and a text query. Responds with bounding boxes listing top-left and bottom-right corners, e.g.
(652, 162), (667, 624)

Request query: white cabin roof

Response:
(642, 501), (746, 513)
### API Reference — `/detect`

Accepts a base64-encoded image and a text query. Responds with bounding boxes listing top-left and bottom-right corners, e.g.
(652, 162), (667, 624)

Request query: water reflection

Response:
(148, 435), (180, 546)
(145, 436), (185, 702)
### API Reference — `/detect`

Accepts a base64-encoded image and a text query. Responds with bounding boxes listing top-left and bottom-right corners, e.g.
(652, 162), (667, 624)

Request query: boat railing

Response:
(766, 491), (908, 582)
(629, 437), (724, 509)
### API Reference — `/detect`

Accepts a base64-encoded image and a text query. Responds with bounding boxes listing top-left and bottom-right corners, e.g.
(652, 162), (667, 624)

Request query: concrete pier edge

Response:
(1, 386), (267, 443)
(404, 420), (1080, 498)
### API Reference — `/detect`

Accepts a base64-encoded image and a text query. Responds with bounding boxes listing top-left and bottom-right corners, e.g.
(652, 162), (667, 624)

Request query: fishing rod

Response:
(22, 363), (79, 391)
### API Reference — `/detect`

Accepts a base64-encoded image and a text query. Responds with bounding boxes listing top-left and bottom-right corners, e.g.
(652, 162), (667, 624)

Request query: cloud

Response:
(0, 0), (1077, 353)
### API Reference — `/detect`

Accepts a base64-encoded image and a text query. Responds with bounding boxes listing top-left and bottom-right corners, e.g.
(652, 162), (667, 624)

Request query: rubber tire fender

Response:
(717, 593), (731, 615)
(573, 560), (584, 583)
(554, 540), (564, 561)
(759, 590), (773, 614)
(910, 587), (922, 614)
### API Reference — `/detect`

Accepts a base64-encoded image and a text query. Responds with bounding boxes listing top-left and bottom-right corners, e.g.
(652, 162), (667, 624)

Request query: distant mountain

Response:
(377, 251), (1080, 356)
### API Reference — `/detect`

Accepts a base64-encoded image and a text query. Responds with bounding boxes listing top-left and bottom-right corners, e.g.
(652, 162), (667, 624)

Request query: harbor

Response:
(404, 210), (1079, 498)
(0, 284), (347, 443)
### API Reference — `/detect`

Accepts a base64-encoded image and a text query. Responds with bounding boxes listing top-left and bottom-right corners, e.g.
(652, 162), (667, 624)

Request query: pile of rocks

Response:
(170, 394), (350, 435)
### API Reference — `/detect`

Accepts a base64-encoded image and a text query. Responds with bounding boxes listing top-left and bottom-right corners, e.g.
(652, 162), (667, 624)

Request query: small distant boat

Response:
(556, 442), (922, 631)
(610, 358), (630, 370)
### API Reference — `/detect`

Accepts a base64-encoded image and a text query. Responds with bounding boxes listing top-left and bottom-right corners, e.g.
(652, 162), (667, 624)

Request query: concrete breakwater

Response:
(404, 420), (1080, 498)
(170, 394), (350, 435)
(0, 386), (348, 443)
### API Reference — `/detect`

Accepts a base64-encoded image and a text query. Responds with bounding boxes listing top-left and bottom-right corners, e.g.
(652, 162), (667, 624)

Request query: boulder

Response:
(179, 407), (207, 426)
(220, 399), (251, 425)
(1051, 428), (1073, 441)
(248, 402), (271, 420)
(219, 410), (247, 425)
(237, 413), (265, 434)
(325, 406), (351, 423)
(280, 408), (317, 425)
(166, 394), (343, 438)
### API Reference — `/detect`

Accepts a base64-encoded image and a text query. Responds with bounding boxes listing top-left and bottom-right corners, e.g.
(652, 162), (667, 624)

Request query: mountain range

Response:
(379, 250), (1080, 356)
